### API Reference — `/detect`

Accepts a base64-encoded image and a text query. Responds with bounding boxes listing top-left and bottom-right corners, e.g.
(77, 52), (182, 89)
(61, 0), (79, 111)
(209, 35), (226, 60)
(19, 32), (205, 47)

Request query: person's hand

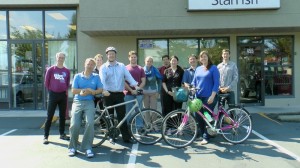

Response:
(102, 90), (110, 96)
(80, 89), (89, 96)
(131, 90), (137, 95)
(207, 95), (215, 104)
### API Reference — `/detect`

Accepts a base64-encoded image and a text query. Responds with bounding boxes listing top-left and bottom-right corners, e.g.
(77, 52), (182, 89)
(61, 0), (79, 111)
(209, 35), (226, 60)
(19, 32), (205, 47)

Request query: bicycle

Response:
(161, 87), (252, 148)
(78, 93), (163, 147)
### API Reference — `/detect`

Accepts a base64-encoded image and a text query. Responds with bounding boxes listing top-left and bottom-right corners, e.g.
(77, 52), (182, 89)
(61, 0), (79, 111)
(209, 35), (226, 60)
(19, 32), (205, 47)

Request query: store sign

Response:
(188, 0), (280, 11)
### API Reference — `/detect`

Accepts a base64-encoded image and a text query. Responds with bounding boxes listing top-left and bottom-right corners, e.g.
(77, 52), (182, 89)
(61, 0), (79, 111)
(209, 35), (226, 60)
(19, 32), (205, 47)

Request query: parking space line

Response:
(252, 129), (300, 162)
(258, 113), (282, 125)
(127, 143), (139, 168)
(0, 129), (17, 136)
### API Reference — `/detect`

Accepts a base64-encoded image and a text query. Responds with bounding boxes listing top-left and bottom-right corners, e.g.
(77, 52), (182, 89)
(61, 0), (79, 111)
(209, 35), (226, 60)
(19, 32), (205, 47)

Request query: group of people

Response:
(42, 47), (238, 158)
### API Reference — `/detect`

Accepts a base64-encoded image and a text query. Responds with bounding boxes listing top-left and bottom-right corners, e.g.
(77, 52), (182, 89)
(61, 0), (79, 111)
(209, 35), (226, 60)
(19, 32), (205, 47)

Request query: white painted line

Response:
(0, 129), (17, 136)
(252, 129), (300, 162)
(127, 143), (139, 168)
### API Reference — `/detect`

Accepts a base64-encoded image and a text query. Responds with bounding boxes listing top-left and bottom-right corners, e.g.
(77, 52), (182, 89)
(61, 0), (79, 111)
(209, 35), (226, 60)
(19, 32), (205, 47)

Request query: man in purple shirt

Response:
(43, 52), (70, 144)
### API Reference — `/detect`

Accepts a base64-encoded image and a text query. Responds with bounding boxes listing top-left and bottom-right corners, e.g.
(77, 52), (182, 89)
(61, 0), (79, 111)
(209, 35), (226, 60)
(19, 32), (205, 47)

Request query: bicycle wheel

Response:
(219, 107), (252, 144)
(162, 109), (198, 148)
(78, 113), (109, 147)
(129, 108), (163, 145)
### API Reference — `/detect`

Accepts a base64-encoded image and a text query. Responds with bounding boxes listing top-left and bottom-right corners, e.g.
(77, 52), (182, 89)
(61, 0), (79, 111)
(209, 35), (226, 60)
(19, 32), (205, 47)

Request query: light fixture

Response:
(47, 13), (68, 20)
(20, 25), (37, 31)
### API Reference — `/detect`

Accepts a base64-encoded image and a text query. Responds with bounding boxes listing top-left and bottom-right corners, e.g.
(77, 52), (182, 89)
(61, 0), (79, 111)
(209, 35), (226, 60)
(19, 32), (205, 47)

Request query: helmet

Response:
(105, 46), (117, 54)
(188, 99), (202, 112)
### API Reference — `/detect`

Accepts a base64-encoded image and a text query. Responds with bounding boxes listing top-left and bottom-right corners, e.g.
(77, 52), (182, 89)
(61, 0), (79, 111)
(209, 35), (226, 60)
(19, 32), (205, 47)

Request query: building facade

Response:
(0, 0), (299, 111)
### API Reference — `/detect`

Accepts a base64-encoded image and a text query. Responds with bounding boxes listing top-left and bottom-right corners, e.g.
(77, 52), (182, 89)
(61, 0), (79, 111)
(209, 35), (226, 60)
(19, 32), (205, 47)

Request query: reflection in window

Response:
(169, 39), (198, 69)
(0, 11), (7, 39)
(46, 41), (77, 71)
(45, 10), (77, 39)
(138, 39), (168, 68)
(9, 11), (43, 39)
(264, 36), (293, 96)
(200, 38), (230, 65)
(0, 41), (8, 70)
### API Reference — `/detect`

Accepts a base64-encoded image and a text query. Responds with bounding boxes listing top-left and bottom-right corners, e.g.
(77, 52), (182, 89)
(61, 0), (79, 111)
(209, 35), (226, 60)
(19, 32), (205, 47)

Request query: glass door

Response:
(10, 41), (44, 109)
(238, 44), (264, 105)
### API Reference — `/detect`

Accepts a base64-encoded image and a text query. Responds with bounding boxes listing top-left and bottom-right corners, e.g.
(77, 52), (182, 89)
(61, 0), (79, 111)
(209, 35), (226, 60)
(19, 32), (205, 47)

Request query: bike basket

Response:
(172, 87), (188, 102)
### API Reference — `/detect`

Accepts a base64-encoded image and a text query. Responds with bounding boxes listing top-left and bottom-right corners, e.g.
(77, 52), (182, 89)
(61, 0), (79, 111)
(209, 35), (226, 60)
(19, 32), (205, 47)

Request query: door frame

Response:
(237, 43), (265, 106)
(8, 40), (45, 110)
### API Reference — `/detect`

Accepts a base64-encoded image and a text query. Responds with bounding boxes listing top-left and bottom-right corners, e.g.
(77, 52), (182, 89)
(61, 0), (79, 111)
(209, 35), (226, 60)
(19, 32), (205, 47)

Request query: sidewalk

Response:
(1, 104), (300, 122)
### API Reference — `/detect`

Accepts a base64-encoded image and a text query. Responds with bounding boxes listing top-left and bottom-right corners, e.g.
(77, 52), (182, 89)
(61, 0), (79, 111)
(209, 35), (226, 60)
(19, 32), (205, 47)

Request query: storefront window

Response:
(0, 11), (7, 39)
(45, 10), (77, 39)
(9, 11), (43, 39)
(0, 41), (8, 104)
(264, 36), (293, 96)
(200, 38), (230, 65)
(138, 39), (168, 68)
(169, 39), (198, 69)
(138, 38), (230, 69)
(46, 40), (77, 70)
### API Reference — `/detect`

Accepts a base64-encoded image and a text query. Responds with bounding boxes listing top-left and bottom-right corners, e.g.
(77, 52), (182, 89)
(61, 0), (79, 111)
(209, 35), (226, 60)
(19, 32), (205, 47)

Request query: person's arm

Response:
(125, 82), (137, 95)
(208, 66), (220, 104)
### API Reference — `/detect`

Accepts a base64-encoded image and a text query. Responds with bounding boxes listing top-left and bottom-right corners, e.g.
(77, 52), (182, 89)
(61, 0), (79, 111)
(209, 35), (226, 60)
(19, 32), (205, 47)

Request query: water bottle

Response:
(204, 111), (213, 122)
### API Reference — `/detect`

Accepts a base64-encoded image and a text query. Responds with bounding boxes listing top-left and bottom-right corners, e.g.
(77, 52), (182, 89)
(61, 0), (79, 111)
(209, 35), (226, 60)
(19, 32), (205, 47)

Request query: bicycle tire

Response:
(129, 108), (163, 145)
(219, 107), (252, 144)
(78, 114), (109, 147)
(162, 109), (198, 148)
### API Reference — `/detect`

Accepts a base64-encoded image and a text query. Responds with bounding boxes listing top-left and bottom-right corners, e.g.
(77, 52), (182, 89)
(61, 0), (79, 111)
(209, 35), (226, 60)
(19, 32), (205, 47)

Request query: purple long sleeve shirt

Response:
(44, 66), (70, 93)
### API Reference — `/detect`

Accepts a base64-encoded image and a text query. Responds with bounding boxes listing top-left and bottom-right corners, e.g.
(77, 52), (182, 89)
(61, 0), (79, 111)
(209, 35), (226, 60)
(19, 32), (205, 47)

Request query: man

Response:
(158, 55), (170, 76)
(43, 52), (70, 145)
(217, 49), (238, 105)
(158, 55), (170, 113)
(100, 46), (138, 144)
(124, 51), (146, 123)
(68, 58), (103, 158)
(182, 54), (198, 88)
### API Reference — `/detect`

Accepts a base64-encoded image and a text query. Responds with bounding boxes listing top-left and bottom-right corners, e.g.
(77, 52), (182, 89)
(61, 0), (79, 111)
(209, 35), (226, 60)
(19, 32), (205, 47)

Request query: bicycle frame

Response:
(96, 99), (143, 129)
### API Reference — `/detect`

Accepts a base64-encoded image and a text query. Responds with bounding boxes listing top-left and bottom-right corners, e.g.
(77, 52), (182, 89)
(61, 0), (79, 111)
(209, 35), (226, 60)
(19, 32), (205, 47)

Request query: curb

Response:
(277, 115), (300, 122)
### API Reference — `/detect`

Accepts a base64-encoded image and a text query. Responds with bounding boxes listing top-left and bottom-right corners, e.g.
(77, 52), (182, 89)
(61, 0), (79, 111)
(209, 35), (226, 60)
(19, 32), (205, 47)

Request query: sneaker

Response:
(195, 137), (203, 142)
(199, 139), (208, 145)
(68, 148), (76, 157)
(43, 138), (49, 145)
(60, 134), (70, 140)
(86, 149), (94, 158)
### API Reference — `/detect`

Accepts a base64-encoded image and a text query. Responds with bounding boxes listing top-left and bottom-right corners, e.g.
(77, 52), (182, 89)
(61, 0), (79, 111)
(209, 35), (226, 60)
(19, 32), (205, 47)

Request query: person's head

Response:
(94, 54), (103, 67)
(128, 50), (138, 65)
(170, 55), (179, 68)
(55, 52), (66, 65)
(222, 49), (230, 62)
(144, 56), (154, 67)
(105, 46), (117, 62)
(84, 58), (96, 72)
(199, 50), (213, 70)
(188, 54), (197, 67)
(161, 55), (170, 67)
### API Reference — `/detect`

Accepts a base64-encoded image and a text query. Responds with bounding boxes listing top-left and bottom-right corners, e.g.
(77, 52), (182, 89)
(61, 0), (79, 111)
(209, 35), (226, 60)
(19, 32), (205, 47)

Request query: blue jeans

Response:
(124, 94), (143, 127)
(68, 100), (95, 151)
(195, 95), (218, 141)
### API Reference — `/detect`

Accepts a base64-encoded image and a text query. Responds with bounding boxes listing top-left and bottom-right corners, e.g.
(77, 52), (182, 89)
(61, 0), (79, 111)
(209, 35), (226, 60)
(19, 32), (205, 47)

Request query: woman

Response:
(143, 56), (162, 110)
(192, 50), (220, 145)
(93, 54), (104, 109)
(162, 55), (184, 117)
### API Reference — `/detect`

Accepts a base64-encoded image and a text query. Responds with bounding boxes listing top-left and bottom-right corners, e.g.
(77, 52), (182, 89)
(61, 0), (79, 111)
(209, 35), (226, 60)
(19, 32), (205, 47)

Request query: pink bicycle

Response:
(161, 87), (252, 148)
